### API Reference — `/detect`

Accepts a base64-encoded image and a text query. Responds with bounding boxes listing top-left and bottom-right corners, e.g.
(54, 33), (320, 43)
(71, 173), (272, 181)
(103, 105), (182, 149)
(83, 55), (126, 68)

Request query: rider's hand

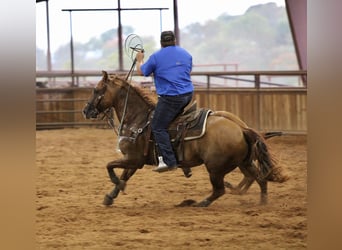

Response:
(135, 51), (144, 62)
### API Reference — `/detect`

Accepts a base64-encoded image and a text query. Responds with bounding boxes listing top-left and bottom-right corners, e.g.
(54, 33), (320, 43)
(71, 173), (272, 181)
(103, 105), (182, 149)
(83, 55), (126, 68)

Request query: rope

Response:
(115, 34), (144, 150)
(116, 58), (136, 151)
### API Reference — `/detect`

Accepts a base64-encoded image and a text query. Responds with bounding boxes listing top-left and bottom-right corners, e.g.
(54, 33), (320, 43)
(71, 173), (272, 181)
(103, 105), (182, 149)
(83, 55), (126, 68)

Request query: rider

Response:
(135, 30), (194, 176)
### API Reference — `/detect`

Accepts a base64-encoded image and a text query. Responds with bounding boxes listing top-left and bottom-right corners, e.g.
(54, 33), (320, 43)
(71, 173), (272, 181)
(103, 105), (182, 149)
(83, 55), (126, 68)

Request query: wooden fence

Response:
(193, 88), (306, 132)
(36, 87), (307, 133)
(36, 70), (307, 133)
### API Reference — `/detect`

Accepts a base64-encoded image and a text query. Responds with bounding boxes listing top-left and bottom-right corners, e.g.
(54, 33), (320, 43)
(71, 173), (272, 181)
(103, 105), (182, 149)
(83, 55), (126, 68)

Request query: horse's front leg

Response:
(103, 168), (137, 206)
(103, 159), (141, 206)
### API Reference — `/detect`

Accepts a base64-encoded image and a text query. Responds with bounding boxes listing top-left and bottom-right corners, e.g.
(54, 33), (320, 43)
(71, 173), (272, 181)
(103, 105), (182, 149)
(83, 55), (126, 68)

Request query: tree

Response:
(36, 47), (47, 70)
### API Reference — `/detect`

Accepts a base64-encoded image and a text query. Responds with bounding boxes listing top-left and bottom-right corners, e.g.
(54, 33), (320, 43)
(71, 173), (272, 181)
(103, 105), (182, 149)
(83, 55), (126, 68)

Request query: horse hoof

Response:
(260, 200), (268, 205)
(103, 194), (114, 206)
(175, 199), (197, 207)
(182, 168), (192, 178)
(193, 199), (211, 207)
(259, 195), (268, 205)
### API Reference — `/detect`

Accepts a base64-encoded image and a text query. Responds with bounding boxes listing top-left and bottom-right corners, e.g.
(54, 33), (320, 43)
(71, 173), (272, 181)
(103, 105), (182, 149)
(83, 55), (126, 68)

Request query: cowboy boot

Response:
(153, 156), (178, 172)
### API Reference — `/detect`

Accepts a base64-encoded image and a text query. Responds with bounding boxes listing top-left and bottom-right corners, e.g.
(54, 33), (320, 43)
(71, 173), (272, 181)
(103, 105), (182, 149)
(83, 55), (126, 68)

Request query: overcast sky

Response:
(36, 0), (285, 52)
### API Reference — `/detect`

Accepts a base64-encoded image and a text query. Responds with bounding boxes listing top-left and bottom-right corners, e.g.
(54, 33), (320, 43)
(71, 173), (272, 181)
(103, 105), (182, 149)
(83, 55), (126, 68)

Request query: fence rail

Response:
(36, 70), (307, 88)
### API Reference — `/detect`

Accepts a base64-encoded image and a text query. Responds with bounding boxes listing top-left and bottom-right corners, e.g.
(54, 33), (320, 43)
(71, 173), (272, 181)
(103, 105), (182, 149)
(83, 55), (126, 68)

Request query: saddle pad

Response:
(169, 108), (212, 141)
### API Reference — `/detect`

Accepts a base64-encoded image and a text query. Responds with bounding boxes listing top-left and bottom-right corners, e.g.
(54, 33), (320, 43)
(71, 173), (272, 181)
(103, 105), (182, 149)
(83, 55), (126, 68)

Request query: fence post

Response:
(206, 75), (210, 107)
(255, 74), (261, 131)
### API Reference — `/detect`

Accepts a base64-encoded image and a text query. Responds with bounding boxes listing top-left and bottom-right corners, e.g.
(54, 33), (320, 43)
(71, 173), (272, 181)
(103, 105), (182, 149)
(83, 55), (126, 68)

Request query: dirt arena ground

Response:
(36, 128), (307, 249)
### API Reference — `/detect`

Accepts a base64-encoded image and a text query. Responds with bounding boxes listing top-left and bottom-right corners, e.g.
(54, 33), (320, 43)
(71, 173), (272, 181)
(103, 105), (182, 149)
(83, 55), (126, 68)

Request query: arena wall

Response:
(36, 88), (307, 133)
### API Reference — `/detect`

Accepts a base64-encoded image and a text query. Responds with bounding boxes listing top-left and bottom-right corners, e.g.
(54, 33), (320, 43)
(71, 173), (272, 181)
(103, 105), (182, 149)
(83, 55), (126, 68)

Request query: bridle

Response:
(85, 33), (146, 143)
(83, 84), (107, 119)
(84, 76), (136, 140)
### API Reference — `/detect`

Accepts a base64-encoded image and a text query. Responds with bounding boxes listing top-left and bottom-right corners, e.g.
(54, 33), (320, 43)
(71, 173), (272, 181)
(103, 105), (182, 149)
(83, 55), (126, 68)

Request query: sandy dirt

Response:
(36, 128), (307, 249)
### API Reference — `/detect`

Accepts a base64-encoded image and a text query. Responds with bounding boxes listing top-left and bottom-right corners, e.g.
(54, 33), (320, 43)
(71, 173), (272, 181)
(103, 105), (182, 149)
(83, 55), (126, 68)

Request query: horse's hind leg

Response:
(225, 166), (255, 194)
(225, 132), (280, 194)
(256, 178), (268, 205)
(194, 171), (226, 207)
(238, 177), (254, 194)
(243, 162), (268, 205)
(225, 176), (254, 195)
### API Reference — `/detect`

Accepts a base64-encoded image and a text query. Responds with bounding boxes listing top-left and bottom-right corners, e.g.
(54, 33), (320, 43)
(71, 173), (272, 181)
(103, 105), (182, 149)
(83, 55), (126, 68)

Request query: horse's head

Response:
(83, 71), (114, 119)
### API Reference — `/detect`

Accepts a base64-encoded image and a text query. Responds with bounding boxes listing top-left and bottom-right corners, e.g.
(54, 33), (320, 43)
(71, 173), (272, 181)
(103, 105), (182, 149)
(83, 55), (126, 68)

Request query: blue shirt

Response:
(140, 46), (194, 96)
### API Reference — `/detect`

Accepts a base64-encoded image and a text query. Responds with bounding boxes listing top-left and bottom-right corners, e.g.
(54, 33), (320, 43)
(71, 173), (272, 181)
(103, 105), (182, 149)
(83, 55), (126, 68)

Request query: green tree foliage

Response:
(181, 3), (297, 70)
(36, 47), (47, 70)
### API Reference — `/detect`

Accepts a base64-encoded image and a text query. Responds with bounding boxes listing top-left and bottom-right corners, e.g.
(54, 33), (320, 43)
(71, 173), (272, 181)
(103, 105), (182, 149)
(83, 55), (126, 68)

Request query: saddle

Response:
(144, 100), (212, 163)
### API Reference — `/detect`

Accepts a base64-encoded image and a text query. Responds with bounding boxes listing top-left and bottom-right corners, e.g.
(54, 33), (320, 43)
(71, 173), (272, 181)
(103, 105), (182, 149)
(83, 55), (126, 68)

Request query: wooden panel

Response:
(259, 90), (307, 132)
(36, 88), (307, 132)
(36, 90), (74, 123)
(194, 89), (307, 132)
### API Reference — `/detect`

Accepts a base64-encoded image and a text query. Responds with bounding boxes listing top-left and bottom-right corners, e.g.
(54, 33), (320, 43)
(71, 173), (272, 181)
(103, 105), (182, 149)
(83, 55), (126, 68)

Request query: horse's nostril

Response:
(82, 108), (98, 119)
(82, 103), (91, 118)
(82, 108), (87, 117)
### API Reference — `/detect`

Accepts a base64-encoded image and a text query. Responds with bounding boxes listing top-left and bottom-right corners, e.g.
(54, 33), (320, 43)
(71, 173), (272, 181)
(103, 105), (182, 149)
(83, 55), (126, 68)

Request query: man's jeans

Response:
(151, 92), (193, 167)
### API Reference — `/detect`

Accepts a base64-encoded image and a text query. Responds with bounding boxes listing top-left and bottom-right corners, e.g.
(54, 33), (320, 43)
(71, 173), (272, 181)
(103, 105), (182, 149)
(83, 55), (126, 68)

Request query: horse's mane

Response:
(108, 74), (157, 108)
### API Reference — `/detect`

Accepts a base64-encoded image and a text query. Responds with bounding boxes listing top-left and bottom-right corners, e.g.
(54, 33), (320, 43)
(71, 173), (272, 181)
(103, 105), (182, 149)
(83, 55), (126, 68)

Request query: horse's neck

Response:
(113, 87), (151, 126)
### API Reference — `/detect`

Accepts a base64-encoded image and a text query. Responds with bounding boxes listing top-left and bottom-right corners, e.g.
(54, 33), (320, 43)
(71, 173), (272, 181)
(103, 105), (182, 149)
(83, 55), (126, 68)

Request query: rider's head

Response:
(160, 31), (176, 48)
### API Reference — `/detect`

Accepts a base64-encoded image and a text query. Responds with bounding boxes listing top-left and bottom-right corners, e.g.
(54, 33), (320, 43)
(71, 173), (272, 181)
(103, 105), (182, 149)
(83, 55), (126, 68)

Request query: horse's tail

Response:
(243, 128), (289, 183)
(260, 131), (289, 182)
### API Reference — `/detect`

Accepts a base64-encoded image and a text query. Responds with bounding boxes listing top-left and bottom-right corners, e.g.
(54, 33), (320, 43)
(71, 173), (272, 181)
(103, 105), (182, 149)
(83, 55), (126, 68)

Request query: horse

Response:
(82, 71), (287, 207)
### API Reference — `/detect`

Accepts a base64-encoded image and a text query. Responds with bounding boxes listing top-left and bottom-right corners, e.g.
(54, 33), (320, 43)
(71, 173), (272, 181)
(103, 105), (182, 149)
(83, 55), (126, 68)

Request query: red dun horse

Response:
(83, 71), (287, 207)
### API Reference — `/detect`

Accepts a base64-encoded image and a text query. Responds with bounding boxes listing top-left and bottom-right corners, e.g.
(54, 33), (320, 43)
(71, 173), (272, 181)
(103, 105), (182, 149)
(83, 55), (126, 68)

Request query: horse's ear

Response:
(102, 70), (108, 82)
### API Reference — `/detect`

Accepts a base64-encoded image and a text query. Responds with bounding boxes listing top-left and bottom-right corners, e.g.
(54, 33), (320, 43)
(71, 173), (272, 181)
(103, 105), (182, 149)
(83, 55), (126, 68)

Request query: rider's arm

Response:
(135, 51), (144, 76)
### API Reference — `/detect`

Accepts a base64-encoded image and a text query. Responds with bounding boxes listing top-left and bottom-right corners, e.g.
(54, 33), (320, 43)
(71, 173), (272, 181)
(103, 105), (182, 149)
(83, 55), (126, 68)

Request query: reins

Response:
(102, 108), (118, 135)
